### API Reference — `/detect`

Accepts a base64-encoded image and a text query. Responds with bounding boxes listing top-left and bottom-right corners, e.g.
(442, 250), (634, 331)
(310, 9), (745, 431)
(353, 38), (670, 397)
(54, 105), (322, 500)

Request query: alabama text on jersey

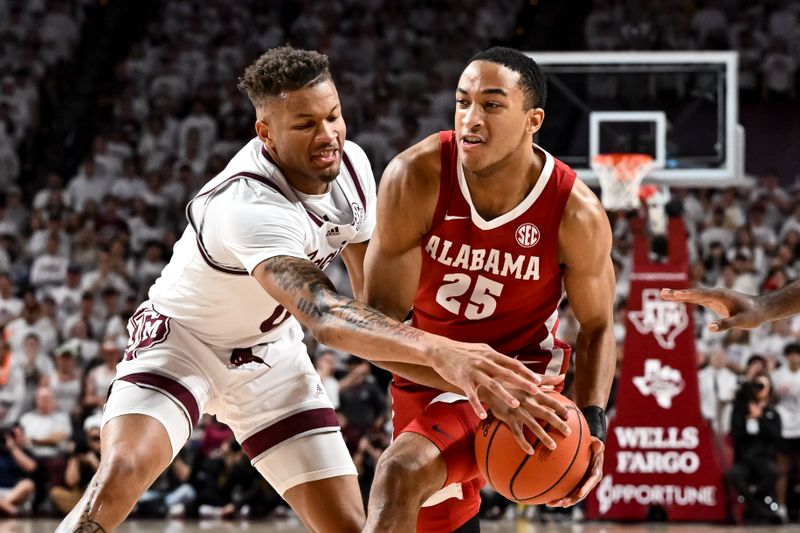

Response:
(401, 130), (576, 386)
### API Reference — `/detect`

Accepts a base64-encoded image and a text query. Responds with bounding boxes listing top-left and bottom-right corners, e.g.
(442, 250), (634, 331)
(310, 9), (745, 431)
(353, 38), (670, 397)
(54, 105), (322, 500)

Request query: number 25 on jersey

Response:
(435, 273), (504, 320)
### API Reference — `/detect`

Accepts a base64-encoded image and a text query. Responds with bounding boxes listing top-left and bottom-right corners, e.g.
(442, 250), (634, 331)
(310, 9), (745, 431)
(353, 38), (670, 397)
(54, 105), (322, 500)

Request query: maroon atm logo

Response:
(628, 289), (689, 350)
(515, 223), (540, 248)
(125, 308), (170, 361)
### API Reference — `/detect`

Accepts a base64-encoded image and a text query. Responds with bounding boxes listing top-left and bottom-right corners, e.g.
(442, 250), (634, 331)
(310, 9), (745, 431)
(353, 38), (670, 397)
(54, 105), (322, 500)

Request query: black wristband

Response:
(580, 405), (607, 443)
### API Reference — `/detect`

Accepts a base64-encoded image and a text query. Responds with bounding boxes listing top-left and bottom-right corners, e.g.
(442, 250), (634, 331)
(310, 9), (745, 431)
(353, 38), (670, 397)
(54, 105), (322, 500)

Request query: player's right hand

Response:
(481, 375), (571, 454)
(429, 341), (551, 420)
(660, 287), (765, 332)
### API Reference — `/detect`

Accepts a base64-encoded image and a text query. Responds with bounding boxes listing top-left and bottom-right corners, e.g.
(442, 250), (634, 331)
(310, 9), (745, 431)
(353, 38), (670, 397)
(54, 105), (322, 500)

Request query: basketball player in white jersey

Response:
(57, 47), (544, 533)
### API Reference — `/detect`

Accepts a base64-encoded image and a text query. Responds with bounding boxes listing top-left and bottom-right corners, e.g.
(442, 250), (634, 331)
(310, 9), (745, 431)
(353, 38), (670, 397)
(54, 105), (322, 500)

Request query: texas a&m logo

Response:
(628, 289), (689, 350)
(352, 202), (365, 231)
(125, 308), (170, 360)
(632, 359), (685, 408)
(515, 223), (540, 248)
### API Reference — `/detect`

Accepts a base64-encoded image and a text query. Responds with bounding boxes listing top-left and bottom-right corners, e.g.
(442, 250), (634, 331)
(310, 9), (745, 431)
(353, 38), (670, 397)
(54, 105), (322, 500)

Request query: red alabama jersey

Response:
(401, 130), (576, 387)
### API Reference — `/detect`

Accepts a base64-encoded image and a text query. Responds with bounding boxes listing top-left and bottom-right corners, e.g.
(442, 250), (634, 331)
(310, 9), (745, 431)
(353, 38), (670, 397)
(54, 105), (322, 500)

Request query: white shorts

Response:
(104, 302), (356, 495)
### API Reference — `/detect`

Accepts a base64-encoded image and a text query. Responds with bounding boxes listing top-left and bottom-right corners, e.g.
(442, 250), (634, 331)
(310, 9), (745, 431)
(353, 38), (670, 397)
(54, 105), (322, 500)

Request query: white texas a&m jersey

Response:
(147, 137), (375, 349)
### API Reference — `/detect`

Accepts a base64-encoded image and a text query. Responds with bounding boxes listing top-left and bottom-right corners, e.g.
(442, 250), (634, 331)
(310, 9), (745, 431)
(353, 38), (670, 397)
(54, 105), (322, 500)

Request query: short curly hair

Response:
(238, 46), (332, 108)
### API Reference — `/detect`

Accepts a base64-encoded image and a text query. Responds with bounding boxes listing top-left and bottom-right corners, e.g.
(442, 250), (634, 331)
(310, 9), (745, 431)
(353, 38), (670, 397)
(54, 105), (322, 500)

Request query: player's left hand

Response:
(545, 437), (604, 507)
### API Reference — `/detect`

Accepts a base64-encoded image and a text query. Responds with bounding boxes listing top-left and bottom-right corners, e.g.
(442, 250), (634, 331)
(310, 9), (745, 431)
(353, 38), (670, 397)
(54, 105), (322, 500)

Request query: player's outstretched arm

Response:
(254, 255), (540, 418)
(660, 281), (800, 331)
(549, 180), (617, 508)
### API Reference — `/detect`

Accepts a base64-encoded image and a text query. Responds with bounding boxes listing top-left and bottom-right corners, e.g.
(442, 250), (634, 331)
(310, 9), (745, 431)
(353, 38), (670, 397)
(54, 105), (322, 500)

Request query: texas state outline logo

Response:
(628, 288), (689, 350)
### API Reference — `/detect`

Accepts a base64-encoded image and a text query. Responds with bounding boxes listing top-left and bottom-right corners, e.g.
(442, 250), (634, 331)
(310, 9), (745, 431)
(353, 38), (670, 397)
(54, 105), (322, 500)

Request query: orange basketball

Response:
(475, 391), (591, 504)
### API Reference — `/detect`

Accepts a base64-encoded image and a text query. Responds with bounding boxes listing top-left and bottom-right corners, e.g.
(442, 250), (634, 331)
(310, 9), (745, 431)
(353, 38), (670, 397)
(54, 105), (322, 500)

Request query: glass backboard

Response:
(529, 51), (746, 188)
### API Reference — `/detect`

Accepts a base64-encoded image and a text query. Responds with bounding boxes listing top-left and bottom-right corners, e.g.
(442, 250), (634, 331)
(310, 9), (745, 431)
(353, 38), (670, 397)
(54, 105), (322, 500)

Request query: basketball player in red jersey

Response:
(362, 47), (616, 532)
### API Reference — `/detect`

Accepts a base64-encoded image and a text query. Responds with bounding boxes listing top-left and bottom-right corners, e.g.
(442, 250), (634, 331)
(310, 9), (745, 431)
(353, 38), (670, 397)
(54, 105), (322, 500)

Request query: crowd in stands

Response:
(584, 0), (800, 100)
(0, 0), (799, 525)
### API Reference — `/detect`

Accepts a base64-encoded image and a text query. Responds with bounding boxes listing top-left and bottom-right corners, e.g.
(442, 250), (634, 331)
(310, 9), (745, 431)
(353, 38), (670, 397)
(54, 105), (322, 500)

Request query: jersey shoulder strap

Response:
(427, 131), (458, 233)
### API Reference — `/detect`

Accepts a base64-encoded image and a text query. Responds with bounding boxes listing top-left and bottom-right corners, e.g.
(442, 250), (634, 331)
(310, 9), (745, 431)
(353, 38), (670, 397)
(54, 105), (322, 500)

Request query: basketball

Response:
(475, 391), (591, 505)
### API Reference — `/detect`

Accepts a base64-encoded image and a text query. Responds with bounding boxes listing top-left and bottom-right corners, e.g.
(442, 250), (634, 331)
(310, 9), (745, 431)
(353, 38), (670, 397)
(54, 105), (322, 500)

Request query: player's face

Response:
(455, 61), (542, 174)
(257, 80), (346, 193)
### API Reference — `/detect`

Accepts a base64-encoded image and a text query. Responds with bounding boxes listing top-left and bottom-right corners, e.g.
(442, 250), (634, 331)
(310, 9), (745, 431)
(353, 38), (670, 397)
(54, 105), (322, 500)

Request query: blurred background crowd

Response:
(0, 0), (799, 524)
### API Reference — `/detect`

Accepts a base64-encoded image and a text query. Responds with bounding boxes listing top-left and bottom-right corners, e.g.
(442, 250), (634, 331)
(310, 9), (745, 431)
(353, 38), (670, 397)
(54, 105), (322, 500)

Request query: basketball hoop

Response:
(592, 153), (654, 211)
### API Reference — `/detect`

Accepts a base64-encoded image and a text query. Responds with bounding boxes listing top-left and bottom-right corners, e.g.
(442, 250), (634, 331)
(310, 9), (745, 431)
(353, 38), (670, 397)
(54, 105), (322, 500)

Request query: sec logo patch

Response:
(515, 223), (540, 248)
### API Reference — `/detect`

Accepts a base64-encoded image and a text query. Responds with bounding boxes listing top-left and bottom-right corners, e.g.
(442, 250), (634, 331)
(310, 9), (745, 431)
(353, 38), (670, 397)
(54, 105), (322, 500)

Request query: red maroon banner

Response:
(585, 217), (727, 521)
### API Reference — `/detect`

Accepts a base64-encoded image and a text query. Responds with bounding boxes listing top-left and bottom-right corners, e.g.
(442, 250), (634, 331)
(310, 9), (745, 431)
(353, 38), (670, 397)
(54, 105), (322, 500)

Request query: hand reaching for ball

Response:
(545, 437), (605, 507)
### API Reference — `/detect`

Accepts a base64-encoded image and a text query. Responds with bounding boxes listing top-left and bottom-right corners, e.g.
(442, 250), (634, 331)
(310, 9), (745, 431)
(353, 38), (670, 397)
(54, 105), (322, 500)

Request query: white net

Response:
(592, 153), (654, 211)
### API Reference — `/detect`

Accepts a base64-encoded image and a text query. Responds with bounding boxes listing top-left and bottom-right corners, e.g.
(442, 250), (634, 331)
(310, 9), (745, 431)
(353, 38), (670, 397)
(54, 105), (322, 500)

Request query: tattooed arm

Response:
(253, 255), (541, 417)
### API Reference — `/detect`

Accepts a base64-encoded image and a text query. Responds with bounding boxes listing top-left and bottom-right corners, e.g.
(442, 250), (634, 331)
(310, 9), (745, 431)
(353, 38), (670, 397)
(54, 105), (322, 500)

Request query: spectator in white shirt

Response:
(128, 203), (167, 254)
(4, 301), (58, 354)
(33, 172), (69, 212)
(69, 224), (100, 274)
(109, 157), (147, 203)
(728, 226), (768, 274)
(80, 250), (129, 298)
(173, 127), (208, 177)
(82, 339), (120, 415)
(65, 159), (108, 213)
(16, 332), (54, 414)
(45, 264), (84, 323)
(90, 135), (122, 179)
(135, 241), (167, 294)
(137, 114), (176, 174)
(722, 328), (754, 373)
(29, 234), (68, 290)
(730, 252), (760, 296)
(94, 197), (130, 248)
(759, 318), (795, 366)
(748, 202), (778, 252)
(704, 241), (730, 285)
(3, 187), (28, 235)
(700, 207), (735, 254)
(27, 211), (70, 259)
(45, 343), (83, 418)
(699, 347), (739, 434)
(96, 287), (121, 326)
(63, 319), (99, 367)
(104, 294), (138, 350)
(62, 292), (105, 344)
(19, 386), (71, 459)
(179, 100), (216, 156)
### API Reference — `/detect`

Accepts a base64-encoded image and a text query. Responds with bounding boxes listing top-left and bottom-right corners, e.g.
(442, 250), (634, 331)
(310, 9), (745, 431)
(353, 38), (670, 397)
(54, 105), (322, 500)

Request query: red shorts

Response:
(391, 381), (484, 533)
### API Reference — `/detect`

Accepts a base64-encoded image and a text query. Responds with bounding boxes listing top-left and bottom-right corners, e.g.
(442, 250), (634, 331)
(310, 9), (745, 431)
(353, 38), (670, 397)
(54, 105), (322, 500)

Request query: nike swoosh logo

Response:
(432, 424), (455, 440)
(443, 214), (470, 221)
